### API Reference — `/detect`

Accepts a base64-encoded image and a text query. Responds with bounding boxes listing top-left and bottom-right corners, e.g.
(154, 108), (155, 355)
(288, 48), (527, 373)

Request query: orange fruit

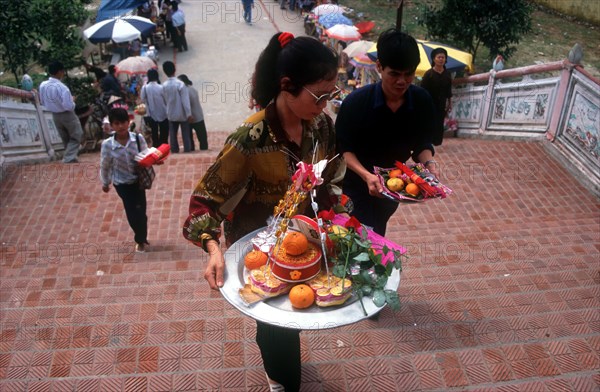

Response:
(386, 177), (405, 192)
(389, 169), (402, 179)
(288, 284), (315, 309)
(282, 231), (308, 256)
(244, 250), (268, 270)
(405, 183), (420, 197)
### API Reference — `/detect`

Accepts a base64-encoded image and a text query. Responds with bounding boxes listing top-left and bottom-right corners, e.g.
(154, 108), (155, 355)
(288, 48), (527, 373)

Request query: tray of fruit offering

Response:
(219, 226), (402, 330)
(374, 162), (452, 202)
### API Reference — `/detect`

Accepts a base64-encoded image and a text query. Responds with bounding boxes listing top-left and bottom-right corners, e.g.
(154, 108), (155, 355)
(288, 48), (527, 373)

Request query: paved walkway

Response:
(1, 1), (600, 391)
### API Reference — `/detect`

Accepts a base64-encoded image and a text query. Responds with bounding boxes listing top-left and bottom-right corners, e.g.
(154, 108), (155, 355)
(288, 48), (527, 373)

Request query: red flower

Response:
(318, 209), (336, 222)
(340, 194), (349, 206)
(344, 216), (362, 231)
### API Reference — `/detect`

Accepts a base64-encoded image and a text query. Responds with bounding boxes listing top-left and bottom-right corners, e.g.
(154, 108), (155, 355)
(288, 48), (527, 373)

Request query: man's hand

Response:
(365, 172), (383, 197)
(187, 115), (195, 124)
(204, 240), (225, 290)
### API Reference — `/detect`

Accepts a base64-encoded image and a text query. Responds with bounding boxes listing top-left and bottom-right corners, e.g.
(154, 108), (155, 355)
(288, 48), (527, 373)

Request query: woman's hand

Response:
(204, 240), (225, 290)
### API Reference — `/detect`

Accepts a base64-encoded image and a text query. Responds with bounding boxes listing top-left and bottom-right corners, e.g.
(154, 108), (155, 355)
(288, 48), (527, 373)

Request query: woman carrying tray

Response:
(183, 32), (349, 392)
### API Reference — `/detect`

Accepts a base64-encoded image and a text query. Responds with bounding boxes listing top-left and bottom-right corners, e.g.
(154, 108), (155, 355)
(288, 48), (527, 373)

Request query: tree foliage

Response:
(0, 0), (88, 85)
(420, 0), (533, 64)
(0, 0), (40, 84)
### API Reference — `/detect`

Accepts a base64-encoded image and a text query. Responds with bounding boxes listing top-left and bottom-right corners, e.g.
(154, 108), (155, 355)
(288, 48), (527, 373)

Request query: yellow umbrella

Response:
(366, 40), (473, 77)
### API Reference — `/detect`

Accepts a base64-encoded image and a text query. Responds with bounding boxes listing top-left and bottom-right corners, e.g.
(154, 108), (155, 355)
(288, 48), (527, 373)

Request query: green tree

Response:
(0, 0), (40, 85)
(31, 0), (88, 70)
(420, 0), (533, 64)
(0, 0), (87, 85)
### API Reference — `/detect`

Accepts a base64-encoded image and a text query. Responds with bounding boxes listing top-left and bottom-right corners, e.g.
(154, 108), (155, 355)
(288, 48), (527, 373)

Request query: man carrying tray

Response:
(336, 29), (439, 236)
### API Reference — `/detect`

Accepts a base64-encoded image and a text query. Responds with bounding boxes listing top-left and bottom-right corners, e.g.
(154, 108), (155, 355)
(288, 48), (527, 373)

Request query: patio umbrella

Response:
(349, 53), (377, 70)
(318, 13), (353, 29)
(311, 4), (343, 17)
(325, 24), (362, 42)
(115, 56), (157, 76)
(366, 40), (474, 77)
(83, 16), (156, 44)
(342, 40), (375, 58)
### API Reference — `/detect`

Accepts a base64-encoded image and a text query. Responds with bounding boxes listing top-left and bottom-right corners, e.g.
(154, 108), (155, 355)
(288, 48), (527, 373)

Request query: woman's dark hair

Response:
(147, 68), (159, 82)
(430, 47), (448, 66)
(251, 33), (338, 108)
(108, 107), (130, 124)
(377, 28), (420, 72)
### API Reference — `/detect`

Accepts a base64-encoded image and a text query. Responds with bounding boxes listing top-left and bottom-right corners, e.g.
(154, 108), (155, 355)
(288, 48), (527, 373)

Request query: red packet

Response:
(135, 144), (171, 167)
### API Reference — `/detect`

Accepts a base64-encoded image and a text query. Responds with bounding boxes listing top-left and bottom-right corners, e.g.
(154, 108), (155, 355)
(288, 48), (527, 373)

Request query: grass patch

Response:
(343, 0), (600, 76)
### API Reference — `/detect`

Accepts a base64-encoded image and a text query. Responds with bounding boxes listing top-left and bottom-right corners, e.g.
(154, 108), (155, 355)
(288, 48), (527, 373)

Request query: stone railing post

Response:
(546, 60), (574, 141)
(478, 70), (497, 135)
(31, 90), (56, 158)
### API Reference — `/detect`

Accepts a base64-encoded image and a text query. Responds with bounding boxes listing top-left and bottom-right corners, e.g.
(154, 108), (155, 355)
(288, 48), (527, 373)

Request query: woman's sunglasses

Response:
(303, 87), (342, 105)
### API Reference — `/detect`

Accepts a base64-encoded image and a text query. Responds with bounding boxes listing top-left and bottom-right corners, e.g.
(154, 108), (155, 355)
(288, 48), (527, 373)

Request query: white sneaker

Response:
(265, 372), (285, 392)
(135, 243), (145, 253)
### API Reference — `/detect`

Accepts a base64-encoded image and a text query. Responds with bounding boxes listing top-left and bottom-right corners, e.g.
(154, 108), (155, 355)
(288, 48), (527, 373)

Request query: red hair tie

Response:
(278, 32), (294, 48)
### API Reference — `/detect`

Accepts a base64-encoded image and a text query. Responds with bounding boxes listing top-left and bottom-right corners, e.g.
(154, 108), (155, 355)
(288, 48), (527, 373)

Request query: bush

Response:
(62, 76), (98, 110)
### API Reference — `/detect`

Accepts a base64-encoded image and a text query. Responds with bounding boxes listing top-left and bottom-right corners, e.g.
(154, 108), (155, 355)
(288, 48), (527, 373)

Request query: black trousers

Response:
(114, 183), (148, 244)
(190, 120), (208, 151)
(145, 117), (169, 147)
(174, 23), (188, 51)
(256, 321), (301, 392)
(345, 186), (399, 236)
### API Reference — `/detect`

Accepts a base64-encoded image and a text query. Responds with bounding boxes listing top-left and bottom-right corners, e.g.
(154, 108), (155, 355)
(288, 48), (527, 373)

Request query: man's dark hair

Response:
(162, 61), (175, 77)
(108, 65), (117, 75)
(108, 107), (130, 124)
(47, 61), (64, 76)
(376, 29), (420, 72)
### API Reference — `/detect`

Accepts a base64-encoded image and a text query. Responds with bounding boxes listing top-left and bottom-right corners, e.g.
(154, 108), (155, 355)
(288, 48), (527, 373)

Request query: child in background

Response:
(100, 108), (150, 253)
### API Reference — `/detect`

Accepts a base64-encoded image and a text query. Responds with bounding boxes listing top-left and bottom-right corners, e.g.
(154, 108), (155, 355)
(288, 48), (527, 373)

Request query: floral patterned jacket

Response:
(183, 103), (348, 251)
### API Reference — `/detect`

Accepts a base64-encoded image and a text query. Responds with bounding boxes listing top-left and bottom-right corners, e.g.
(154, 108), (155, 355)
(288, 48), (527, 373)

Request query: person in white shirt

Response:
(178, 74), (208, 151)
(161, 61), (193, 152)
(140, 69), (169, 147)
(171, 2), (188, 52)
(38, 61), (84, 163)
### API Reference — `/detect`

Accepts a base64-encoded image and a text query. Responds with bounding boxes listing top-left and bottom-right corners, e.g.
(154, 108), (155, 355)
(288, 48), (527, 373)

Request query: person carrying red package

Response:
(100, 108), (151, 253)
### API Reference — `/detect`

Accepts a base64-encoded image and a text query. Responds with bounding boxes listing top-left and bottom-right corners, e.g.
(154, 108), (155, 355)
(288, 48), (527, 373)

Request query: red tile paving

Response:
(1, 134), (599, 391)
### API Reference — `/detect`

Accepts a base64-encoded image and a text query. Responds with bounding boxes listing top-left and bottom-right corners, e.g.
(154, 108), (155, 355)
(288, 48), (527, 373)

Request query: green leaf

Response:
(374, 264), (387, 276)
(332, 265), (346, 278)
(385, 290), (401, 310)
(375, 275), (388, 289)
(372, 289), (386, 307)
(353, 252), (370, 262)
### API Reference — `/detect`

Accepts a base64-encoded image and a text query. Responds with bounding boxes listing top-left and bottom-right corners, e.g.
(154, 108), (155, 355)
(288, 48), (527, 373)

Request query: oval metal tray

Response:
(220, 229), (401, 330)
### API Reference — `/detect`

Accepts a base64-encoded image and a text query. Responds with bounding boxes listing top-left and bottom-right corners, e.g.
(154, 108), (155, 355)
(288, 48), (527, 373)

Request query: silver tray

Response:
(220, 229), (401, 330)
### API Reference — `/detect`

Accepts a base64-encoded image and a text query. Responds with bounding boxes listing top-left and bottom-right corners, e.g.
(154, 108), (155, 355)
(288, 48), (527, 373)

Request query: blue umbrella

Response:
(83, 16), (156, 44)
(318, 13), (353, 29)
